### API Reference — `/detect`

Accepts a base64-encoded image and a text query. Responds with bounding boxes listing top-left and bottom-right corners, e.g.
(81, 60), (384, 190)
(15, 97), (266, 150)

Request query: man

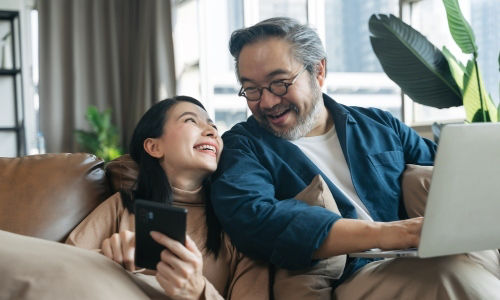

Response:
(211, 17), (500, 299)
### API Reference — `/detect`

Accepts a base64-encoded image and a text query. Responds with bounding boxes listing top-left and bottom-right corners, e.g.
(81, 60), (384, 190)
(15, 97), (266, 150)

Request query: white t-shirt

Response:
(291, 124), (373, 221)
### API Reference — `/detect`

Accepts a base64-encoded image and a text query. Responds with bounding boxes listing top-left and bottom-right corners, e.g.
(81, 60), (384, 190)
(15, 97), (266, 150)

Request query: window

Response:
(323, 0), (401, 119)
(176, 0), (500, 132)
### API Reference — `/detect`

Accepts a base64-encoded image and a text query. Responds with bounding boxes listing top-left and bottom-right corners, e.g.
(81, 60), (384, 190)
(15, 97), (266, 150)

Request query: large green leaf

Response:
(369, 14), (462, 108)
(486, 95), (498, 122)
(441, 46), (466, 91)
(462, 60), (498, 122)
(498, 103), (500, 122)
(442, 0), (477, 54)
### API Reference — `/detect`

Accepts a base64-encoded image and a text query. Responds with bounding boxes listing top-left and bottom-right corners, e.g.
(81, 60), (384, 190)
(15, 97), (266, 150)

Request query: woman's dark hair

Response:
(121, 95), (222, 257)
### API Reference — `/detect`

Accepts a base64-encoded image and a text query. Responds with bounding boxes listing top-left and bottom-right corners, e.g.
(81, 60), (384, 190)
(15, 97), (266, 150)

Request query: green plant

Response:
(75, 106), (122, 161)
(369, 0), (499, 123)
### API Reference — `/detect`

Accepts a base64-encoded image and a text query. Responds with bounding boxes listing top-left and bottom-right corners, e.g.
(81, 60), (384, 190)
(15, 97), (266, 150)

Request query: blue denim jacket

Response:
(211, 94), (436, 278)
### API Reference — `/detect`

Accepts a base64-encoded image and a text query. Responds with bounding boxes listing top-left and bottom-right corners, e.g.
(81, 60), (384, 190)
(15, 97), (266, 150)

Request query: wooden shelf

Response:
(0, 127), (20, 132)
(0, 10), (24, 156)
(0, 69), (21, 75)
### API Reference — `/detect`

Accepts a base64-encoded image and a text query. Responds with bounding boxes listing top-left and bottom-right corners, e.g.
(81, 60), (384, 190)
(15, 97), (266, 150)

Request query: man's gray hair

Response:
(229, 17), (327, 81)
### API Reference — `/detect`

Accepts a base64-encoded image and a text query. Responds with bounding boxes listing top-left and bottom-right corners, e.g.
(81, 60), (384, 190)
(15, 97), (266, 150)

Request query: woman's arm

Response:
(65, 193), (125, 249)
(66, 192), (138, 270)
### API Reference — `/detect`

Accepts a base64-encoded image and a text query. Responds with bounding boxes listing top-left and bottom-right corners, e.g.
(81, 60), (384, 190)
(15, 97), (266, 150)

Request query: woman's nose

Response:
(204, 124), (218, 138)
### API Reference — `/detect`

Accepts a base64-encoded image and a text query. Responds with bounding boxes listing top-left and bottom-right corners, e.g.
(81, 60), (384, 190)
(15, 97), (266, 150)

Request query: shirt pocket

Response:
(367, 150), (406, 197)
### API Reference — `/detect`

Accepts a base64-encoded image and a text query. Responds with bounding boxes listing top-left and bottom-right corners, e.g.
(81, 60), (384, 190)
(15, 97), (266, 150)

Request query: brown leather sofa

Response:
(0, 153), (137, 242)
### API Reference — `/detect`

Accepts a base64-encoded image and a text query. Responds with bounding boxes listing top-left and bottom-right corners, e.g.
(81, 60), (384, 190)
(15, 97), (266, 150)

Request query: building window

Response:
(179, 0), (499, 131)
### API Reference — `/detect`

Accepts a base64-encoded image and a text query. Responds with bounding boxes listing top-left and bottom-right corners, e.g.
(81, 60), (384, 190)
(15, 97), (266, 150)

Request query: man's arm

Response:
(312, 217), (423, 259)
(211, 134), (339, 269)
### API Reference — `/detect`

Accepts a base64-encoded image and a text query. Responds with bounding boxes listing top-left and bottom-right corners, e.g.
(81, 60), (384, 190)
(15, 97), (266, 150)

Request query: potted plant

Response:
(369, 0), (499, 124)
(75, 106), (122, 162)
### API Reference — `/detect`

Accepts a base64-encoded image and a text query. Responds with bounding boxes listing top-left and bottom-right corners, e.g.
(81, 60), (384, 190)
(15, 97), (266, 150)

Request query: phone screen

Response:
(134, 199), (187, 270)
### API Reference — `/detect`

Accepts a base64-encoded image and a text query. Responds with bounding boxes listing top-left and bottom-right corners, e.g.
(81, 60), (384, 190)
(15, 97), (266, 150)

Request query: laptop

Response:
(349, 122), (500, 258)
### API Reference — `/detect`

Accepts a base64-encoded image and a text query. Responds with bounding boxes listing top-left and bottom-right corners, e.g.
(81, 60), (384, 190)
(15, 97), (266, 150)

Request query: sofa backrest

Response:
(0, 153), (110, 242)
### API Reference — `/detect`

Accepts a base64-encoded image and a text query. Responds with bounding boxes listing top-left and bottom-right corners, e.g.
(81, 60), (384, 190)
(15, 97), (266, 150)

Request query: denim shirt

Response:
(211, 94), (436, 277)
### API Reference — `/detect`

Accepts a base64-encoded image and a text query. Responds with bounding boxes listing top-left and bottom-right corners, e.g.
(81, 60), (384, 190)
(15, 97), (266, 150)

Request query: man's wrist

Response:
(371, 221), (384, 249)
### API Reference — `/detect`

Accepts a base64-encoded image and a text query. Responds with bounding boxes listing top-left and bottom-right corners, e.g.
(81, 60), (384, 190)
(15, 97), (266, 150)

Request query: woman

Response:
(66, 96), (269, 300)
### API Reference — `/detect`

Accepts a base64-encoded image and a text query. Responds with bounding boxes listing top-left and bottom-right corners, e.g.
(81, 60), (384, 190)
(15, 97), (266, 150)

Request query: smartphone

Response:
(134, 199), (187, 270)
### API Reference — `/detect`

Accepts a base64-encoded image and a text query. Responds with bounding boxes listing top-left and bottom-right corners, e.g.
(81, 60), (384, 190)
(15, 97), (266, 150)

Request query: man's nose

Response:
(259, 88), (281, 110)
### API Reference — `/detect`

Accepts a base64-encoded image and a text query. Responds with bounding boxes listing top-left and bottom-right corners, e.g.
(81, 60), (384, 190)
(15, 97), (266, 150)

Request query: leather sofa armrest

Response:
(0, 153), (110, 242)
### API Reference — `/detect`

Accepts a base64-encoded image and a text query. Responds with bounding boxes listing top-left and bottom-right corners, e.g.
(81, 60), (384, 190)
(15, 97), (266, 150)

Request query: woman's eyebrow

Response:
(177, 111), (198, 120)
(177, 111), (213, 124)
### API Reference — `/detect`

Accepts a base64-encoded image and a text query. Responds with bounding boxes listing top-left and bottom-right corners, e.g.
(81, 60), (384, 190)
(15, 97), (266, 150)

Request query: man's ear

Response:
(143, 138), (163, 159)
(315, 59), (326, 88)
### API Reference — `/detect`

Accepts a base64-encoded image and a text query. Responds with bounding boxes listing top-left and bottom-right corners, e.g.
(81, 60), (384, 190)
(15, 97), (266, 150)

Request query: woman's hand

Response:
(101, 230), (136, 271)
(150, 231), (206, 300)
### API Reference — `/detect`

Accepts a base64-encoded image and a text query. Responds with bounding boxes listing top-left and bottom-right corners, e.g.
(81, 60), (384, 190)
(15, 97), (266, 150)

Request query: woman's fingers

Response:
(110, 233), (123, 264)
(150, 231), (198, 263)
(157, 259), (186, 288)
(156, 267), (184, 297)
(120, 230), (136, 271)
(151, 232), (206, 299)
(100, 231), (137, 271)
(160, 249), (193, 277)
(101, 238), (113, 259)
(185, 235), (202, 257)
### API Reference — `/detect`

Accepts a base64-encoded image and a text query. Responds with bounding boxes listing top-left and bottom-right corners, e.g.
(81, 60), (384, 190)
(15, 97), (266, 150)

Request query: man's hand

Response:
(376, 217), (423, 250)
(101, 230), (136, 271)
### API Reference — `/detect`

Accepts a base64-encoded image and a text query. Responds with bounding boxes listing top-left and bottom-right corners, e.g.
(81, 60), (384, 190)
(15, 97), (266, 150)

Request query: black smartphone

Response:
(134, 199), (187, 270)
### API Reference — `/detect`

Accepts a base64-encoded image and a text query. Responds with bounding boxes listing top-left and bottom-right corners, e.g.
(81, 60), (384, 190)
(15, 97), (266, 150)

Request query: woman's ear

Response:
(143, 138), (163, 159)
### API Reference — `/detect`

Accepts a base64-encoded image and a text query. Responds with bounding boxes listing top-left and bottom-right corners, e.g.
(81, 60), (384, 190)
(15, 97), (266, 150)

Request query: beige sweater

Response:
(66, 188), (269, 300)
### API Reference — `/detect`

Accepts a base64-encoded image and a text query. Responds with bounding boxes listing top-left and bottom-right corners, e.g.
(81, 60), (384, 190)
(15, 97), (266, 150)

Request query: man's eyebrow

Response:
(239, 69), (290, 84)
(266, 69), (289, 78)
(177, 111), (214, 124)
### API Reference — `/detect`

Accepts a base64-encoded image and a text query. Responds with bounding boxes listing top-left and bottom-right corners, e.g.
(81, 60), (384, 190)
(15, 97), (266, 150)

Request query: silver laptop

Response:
(349, 122), (500, 258)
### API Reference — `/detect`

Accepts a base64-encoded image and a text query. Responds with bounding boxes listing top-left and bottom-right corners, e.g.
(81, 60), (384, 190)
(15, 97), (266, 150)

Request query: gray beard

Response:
(259, 83), (323, 140)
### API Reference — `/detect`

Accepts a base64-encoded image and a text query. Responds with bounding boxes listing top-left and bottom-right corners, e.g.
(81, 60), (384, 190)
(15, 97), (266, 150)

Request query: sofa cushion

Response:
(0, 153), (109, 242)
(0, 229), (162, 299)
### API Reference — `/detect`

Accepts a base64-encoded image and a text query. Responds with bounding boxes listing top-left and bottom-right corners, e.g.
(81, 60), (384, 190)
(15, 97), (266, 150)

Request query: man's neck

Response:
(306, 104), (333, 137)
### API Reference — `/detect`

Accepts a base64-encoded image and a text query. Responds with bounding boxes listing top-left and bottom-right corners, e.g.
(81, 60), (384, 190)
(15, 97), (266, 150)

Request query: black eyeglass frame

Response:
(237, 67), (307, 101)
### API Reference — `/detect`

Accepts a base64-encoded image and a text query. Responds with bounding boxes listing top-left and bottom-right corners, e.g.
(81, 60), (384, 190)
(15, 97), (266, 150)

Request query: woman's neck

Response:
(167, 171), (206, 192)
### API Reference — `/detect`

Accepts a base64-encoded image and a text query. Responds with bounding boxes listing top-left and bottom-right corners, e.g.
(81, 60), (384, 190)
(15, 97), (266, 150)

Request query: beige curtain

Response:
(38, 0), (176, 153)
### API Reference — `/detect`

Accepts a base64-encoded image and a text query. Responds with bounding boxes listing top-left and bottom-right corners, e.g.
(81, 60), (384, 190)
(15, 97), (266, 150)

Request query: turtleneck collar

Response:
(171, 185), (205, 205)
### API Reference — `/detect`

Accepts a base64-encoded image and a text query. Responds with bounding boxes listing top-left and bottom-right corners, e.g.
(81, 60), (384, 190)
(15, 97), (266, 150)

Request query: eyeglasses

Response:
(238, 67), (307, 101)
